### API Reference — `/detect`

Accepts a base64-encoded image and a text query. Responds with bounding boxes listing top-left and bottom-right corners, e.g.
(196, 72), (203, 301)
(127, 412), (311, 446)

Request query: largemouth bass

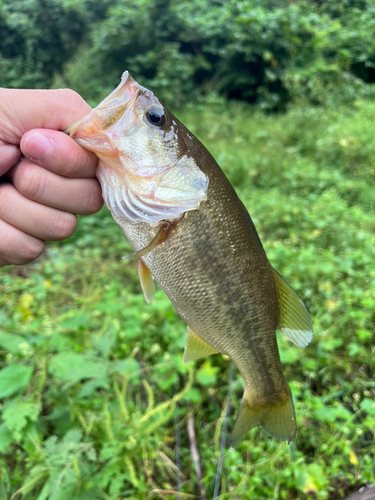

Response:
(66, 72), (313, 443)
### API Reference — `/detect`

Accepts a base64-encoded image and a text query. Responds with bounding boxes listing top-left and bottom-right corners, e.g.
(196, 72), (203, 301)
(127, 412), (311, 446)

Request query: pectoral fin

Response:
(273, 270), (313, 348)
(183, 326), (218, 363)
(138, 259), (155, 304)
(123, 220), (179, 260)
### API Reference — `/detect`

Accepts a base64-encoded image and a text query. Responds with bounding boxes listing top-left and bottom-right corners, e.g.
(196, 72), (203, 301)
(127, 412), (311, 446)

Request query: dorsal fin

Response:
(273, 270), (313, 348)
(183, 326), (218, 363)
(138, 259), (155, 304)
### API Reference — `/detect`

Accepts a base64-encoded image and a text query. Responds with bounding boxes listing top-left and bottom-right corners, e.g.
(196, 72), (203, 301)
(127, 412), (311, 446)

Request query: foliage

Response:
(0, 98), (374, 498)
(0, 0), (92, 88)
(2, 0), (375, 107)
(55, 0), (375, 108)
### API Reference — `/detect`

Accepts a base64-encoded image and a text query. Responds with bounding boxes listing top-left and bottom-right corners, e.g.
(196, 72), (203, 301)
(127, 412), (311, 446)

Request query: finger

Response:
(0, 141), (21, 176)
(0, 255), (10, 267)
(0, 218), (44, 266)
(0, 183), (77, 241)
(0, 88), (92, 142)
(20, 129), (98, 178)
(12, 160), (103, 215)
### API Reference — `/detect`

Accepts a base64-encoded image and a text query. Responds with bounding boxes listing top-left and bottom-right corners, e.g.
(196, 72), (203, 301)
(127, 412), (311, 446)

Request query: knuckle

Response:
(62, 150), (84, 177)
(0, 184), (14, 218)
(14, 163), (46, 200)
(59, 89), (89, 116)
(21, 239), (45, 263)
(50, 212), (77, 240)
(80, 181), (103, 215)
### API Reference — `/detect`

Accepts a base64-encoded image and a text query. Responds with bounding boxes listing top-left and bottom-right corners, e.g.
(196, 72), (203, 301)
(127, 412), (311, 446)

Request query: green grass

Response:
(0, 99), (374, 499)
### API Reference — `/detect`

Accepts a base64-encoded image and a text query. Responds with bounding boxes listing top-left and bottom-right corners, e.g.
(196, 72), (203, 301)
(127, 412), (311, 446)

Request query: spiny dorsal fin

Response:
(138, 259), (155, 304)
(273, 269), (313, 348)
(183, 326), (218, 363)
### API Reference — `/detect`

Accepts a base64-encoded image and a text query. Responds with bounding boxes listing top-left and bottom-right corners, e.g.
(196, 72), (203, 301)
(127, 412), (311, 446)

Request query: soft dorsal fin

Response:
(183, 326), (218, 363)
(273, 270), (313, 348)
(138, 259), (155, 304)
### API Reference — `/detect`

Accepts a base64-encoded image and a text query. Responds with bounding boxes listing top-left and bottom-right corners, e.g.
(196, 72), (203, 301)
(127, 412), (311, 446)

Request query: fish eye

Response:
(146, 106), (167, 127)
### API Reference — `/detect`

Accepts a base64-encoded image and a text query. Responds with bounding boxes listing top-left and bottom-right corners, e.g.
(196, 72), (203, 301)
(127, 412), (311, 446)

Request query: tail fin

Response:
(229, 386), (296, 445)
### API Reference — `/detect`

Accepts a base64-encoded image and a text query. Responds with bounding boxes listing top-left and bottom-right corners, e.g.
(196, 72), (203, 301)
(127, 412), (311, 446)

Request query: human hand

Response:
(0, 88), (103, 267)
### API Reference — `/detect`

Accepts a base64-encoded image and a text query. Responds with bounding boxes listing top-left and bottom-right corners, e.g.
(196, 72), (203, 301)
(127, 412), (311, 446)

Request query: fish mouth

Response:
(64, 71), (141, 148)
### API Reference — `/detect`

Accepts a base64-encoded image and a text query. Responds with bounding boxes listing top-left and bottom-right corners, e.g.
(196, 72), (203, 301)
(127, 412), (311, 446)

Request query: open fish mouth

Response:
(64, 71), (140, 137)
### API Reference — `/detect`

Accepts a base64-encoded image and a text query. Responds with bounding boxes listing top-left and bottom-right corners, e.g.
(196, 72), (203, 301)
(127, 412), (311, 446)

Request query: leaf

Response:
(0, 331), (25, 354)
(48, 353), (108, 387)
(111, 359), (140, 379)
(360, 398), (375, 415)
(294, 464), (328, 494)
(59, 312), (92, 331)
(19, 466), (49, 498)
(183, 387), (202, 403)
(92, 330), (117, 358)
(196, 360), (219, 386)
(349, 449), (358, 466)
(315, 404), (352, 423)
(2, 398), (41, 440)
(17, 293), (34, 321)
(0, 423), (13, 452)
(0, 364), (33, 398)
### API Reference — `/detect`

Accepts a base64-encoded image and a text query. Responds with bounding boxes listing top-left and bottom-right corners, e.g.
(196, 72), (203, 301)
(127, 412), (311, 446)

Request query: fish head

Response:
(66, 71), (209, 224)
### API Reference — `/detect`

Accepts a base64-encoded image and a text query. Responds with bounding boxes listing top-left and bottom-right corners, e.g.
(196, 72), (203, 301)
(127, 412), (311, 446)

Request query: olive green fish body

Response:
(67, 72), (313, 443)
(116, 134), (296, 441)
(119, 142), (285, 395)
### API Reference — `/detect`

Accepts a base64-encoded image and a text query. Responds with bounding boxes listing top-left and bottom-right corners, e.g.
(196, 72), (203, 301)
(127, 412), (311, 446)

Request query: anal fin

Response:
(138, 259), (155, 304)
(183, 326), (218, 363)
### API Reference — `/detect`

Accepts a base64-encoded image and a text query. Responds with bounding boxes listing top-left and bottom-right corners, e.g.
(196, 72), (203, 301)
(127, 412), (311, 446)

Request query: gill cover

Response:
(66, 71), (209, 224)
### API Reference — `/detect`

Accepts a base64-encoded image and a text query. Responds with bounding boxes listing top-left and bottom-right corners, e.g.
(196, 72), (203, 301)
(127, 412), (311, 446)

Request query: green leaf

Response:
(0, 423), (13, 452)
(111, 359), (140, 379)
(0, 364), (33, 398)
(2, 398), (41, 440)
(48, 353), (108, 387)
(0, 331), (26, 354)
(19, 466), (49, 498)
(360, 398), (375, 415)
(183, 387), (202, 403)
(196, 360), (219, 386)
(294, 463), (328, 493)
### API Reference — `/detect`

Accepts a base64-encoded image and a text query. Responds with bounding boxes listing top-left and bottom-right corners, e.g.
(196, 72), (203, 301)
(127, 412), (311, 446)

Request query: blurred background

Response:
(0, 0), (374, 498)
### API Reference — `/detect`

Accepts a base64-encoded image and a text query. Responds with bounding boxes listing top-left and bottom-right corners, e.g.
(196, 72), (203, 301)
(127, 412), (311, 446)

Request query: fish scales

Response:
(66, 71), (313, 443)
(118, 145), (283, 399)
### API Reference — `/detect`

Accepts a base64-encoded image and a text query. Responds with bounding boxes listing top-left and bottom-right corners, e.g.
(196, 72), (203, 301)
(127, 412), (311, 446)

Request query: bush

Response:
(0, 0), (89, 88)
(56, 0), (375, 108)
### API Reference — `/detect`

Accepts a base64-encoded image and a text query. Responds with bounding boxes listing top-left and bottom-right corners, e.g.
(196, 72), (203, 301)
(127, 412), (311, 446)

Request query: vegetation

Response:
(0, 98), (374, 498)
(1, 0), (375, 497)
(1, 0), (375, 108)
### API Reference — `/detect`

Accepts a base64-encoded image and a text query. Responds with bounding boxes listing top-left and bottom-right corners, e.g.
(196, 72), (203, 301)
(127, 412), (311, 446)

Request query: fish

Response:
(65, 71), (313, 443)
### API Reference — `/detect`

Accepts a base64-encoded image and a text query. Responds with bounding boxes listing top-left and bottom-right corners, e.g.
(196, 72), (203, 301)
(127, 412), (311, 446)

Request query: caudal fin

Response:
(230, 386), (296, 445)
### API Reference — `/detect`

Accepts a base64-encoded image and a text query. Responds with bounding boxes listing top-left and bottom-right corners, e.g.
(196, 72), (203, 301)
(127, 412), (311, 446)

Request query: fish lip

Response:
(64, 70), (142, 137)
